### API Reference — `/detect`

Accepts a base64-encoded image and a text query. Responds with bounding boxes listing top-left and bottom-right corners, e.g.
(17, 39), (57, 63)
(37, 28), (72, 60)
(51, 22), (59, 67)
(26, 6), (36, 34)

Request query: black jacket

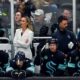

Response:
(36, 25), (48, 54)
(52, 28), (77, 54)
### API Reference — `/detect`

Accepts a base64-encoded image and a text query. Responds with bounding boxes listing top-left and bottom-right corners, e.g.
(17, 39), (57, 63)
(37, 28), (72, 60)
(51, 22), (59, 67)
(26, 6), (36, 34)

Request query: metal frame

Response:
(10, 0), (14, 41)
(73, 0), (76, 34)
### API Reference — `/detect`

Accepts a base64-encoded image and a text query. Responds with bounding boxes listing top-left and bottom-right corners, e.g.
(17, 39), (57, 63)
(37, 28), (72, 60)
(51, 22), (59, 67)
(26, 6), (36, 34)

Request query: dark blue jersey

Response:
(40, 49), (64, 76)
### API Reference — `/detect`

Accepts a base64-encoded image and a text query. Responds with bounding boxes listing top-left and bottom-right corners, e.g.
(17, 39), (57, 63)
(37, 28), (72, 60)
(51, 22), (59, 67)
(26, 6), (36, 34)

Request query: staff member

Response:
(52, 16), (77, 56)
(13, 16), (34, 59)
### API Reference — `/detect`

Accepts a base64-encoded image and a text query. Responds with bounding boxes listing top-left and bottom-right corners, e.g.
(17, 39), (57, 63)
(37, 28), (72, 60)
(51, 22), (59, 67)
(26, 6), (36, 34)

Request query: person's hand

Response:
(11, 70), (19, 78)
(18, 70), (26, 78)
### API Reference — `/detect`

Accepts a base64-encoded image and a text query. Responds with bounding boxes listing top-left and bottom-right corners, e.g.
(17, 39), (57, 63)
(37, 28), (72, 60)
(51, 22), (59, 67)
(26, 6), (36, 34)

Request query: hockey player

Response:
(6, 51), (34, 78)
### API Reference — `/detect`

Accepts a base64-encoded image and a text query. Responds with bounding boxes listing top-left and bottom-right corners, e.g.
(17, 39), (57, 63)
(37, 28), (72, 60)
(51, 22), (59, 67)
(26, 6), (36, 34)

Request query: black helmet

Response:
(48, 38), (58, 45)
(15, 51), (25, 61)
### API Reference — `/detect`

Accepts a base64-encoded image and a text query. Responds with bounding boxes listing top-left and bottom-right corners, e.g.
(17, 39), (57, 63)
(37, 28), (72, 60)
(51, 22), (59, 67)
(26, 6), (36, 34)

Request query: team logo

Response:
(46, 61), (56, 76)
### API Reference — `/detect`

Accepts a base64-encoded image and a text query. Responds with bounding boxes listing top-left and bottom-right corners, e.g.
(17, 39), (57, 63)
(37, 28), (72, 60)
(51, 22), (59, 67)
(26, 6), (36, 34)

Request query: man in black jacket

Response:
(52, 16), (77, 57)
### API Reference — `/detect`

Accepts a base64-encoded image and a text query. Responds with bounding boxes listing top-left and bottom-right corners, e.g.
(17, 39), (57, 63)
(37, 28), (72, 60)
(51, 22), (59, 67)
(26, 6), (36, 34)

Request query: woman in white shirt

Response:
(13, 16), (34, 60)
